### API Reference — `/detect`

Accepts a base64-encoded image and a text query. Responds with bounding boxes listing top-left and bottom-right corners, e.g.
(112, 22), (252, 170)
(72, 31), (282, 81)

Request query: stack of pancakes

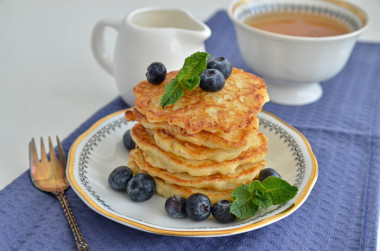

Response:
(126, 68), (269, 203)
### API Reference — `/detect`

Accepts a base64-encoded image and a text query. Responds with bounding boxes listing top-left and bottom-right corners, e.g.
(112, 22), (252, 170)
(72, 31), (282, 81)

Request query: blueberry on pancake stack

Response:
(126, 68), (269, 204)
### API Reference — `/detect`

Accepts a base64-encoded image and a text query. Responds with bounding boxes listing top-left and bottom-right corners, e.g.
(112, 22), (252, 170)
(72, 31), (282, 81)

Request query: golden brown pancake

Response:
(125, 107), (259, 150)
(125, 66), (269, 204)
(130, 148), (266, 191)
(133, 68), (269, 134)
(128, 160), (233, 204)
(151, 127), (263, 162)
(131, 123), (268, 176)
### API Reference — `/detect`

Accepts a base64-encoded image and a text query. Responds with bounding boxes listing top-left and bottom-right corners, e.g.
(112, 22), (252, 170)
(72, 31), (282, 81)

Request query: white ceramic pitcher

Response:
(91, 7), (211, 106)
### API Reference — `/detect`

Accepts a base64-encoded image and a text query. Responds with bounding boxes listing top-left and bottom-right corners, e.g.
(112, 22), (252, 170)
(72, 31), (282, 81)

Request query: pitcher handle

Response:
(91, 17), (122, 75)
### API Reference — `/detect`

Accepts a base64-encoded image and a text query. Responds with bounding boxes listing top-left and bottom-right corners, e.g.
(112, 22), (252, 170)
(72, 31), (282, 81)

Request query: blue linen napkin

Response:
(1, 11), (379, 250)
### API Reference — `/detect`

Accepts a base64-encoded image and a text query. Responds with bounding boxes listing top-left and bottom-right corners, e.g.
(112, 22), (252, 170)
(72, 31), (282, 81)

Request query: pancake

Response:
(151, 127), (263, 162)
(128, 160), (233, 204)
(133, 68), (269, 134)
(125, 107), (259, 150)
(131, 123), (268, 176)
(130, 148), (266, 191)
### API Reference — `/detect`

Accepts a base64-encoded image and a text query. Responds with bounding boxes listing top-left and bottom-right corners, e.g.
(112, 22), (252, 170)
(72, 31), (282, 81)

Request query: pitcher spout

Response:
(176, 8), (212, 42)
(171, 9), (211, 50)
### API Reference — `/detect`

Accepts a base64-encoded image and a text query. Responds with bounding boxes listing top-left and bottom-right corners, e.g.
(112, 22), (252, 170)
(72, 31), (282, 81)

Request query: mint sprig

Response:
(160, 52), (210, 108)
(230, 177), (298, 219)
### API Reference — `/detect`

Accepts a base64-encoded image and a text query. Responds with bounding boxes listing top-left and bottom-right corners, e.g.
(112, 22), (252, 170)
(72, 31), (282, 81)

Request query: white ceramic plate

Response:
(67, 110), (318, 237)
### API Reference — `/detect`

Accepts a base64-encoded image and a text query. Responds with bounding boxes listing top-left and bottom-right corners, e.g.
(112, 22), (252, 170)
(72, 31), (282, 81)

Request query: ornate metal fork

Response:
(29, 137), (90, 251)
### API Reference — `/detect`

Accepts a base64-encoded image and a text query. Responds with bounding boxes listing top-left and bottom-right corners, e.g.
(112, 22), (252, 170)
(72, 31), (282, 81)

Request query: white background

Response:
(0, 0), (379, 248)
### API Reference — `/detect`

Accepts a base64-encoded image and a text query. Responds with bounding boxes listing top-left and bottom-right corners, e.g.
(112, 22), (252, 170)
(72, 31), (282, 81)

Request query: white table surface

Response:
(1, 0), (379, 249)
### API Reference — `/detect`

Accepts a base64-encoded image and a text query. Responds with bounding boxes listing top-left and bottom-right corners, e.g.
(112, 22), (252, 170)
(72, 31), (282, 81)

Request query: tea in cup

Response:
(228, 0), (368, 105)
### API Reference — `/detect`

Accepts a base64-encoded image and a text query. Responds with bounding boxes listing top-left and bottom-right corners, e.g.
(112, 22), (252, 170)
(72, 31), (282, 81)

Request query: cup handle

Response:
(91, 17), (122, 75)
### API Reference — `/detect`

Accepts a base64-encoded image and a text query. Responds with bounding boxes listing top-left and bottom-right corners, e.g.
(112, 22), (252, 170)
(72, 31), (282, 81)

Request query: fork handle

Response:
(54, 191), (90, 251)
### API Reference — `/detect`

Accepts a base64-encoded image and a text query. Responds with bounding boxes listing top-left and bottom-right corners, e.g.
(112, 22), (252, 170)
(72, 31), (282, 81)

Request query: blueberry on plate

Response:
(185, 193), (211, 221)
(199, 69), (225, 92)
(207, 57), (232, 79)
(122, 129), (135, 151)
(146, 62), (166, 84)
(211, 200), (236, 224)
(165, 195), (187, 218)
(259, 168), (281, 182)
(127, 173), (156, 202)
(108, 166), (133, 191)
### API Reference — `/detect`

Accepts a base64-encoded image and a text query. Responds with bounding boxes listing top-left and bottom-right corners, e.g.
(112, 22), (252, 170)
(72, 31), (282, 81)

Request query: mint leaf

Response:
(160, 78), (184, 108)
(252, 189), (273, 209)
(261, 177), (298, 205)
(249, 181), (273, 209)
(229, 176), (298, 219)
(248, 180), (265, 194)
(231, 184), (250, 200)
(230, 199), (258, 219)
(230, 184), (258, 219)
(160, 51), (210, 109)
(182, 75), (200, 91)
(177, 52), (210, 81)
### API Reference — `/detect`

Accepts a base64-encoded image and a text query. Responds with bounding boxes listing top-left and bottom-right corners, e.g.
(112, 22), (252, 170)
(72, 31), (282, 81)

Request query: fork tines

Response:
(29, 136), (66, 166)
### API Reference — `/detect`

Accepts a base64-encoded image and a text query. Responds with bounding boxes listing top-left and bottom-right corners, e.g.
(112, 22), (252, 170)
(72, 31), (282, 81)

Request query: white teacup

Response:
(228, 0), (368, 105)
(92, 7), (211, 106)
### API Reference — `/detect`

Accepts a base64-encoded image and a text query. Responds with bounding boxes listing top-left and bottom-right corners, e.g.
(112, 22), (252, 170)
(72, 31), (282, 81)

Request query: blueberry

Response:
(211, 200), (236, 224)
(165, 195), (187, 218)
(199, 69), (225, 92)
(123, 129), (135, 151)
(259, 168), (281, 182)
(126, 173), (156, 202)
(146, 62), (166, 84)
(207, 57), (232, 79)
(185, 193), (211, 221)
(108, 166), (133, 191)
